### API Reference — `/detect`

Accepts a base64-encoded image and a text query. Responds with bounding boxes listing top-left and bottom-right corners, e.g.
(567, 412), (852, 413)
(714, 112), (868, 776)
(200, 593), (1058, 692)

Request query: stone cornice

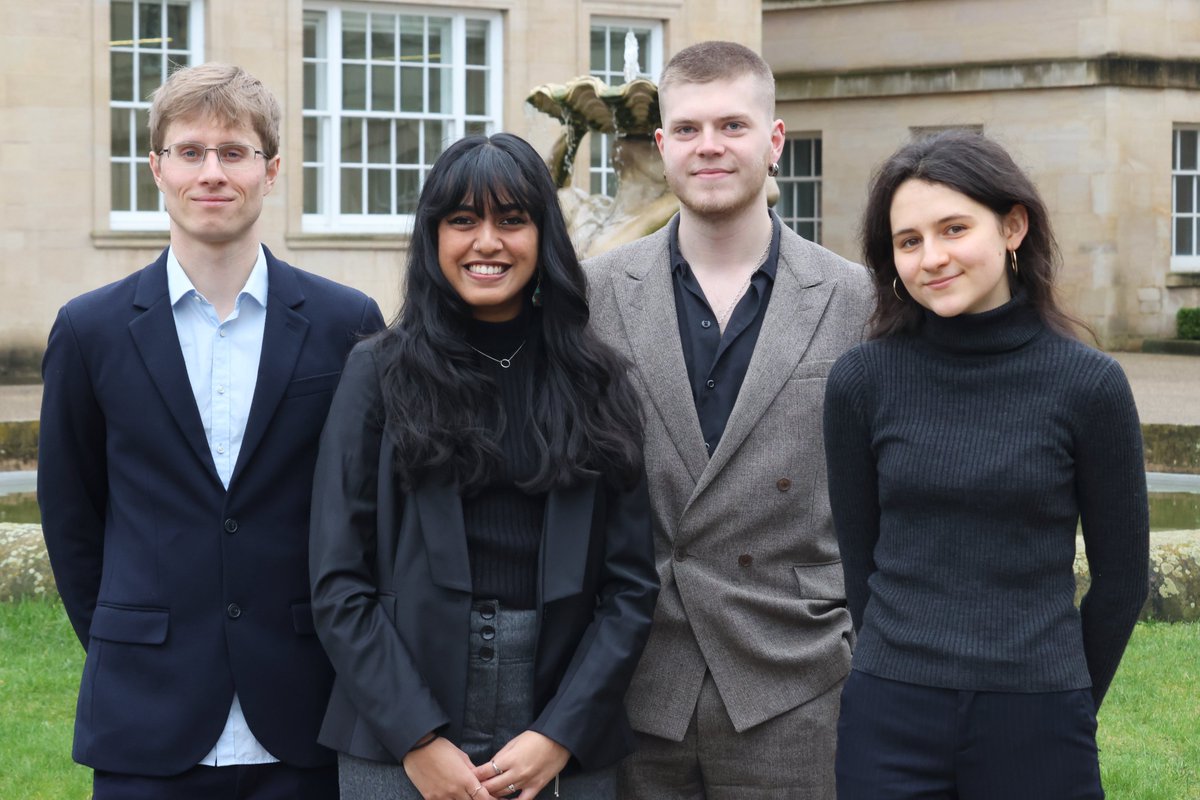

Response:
(775, 54), (1200, 101)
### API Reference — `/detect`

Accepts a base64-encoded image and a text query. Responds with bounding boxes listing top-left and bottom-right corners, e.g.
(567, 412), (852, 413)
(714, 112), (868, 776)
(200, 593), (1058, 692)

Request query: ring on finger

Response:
(491, 761), (503, 775)
(469, 785), (485, 799)
(506, 783), (517, 794)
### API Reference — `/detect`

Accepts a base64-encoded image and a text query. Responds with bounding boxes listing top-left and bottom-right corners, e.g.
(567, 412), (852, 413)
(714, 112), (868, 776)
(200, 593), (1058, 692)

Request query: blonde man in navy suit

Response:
(586, 42), (873, 798)
(38, 63), (384, 800)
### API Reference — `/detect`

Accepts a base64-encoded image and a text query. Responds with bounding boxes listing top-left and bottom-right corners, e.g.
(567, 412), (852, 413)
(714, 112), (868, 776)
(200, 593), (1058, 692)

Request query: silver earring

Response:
(768, 163), (780, 178)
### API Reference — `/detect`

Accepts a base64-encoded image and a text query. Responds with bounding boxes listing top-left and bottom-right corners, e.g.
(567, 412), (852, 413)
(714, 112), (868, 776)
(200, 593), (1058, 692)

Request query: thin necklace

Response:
(469, 340), (525, 369)
(717, 235), (773, 331)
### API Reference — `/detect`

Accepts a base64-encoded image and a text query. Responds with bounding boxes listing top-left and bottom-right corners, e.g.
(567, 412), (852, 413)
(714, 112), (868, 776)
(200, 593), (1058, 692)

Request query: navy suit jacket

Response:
(37, 246), (385, 775)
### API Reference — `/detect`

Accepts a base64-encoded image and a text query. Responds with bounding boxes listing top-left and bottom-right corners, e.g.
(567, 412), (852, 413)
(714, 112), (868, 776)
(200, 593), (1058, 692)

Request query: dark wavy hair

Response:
(861, 129), (1090, 340)
(376, 133), (644, 493)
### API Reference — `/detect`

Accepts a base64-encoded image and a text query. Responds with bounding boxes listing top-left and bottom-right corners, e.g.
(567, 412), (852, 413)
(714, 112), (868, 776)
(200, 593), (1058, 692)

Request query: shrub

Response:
(1178, 308), (1200, 340)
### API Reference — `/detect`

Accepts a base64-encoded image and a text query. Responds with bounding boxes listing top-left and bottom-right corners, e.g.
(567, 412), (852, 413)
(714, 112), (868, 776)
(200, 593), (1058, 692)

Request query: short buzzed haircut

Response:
(148, 63), (282, 158)
(658, 40), (776, 116)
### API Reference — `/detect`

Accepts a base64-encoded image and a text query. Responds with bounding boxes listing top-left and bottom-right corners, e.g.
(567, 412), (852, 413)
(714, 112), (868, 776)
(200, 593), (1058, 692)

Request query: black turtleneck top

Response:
(462, 308), (546, 609)
(822, 294), (1149, 707)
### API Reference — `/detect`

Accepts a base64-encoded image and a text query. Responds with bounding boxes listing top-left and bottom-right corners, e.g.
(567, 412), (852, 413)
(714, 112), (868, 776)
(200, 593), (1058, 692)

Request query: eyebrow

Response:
(892, 213), (977, 238)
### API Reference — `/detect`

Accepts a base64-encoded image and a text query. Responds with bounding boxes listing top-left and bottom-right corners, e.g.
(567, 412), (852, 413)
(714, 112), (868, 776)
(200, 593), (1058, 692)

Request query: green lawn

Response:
(1, 600), (1196, 799)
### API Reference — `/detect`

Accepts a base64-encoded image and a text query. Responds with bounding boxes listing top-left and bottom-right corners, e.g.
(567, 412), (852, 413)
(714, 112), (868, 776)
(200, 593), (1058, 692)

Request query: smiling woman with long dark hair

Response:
(309, 133), (657, 800)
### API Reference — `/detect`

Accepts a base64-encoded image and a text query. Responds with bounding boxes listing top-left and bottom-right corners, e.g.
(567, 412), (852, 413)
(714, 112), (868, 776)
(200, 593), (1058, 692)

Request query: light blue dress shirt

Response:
(166, 246), (277, 766)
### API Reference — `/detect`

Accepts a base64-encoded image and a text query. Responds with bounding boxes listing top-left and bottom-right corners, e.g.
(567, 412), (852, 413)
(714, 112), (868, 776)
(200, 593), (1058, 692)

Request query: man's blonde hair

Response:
(658, 41), (776, 117)
(148, 63), (282, 158)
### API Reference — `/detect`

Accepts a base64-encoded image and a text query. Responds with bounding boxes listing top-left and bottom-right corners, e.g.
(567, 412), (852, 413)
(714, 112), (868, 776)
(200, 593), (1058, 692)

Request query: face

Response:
(438, 202), (539, 322)
(655, 74), (784, 219)
(149, 116), (279, 251)
(890, 179), (1028, 317)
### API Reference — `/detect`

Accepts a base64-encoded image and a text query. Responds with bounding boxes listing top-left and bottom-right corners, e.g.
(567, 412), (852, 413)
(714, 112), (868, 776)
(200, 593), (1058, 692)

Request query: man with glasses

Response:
(38, 63), (384, 800)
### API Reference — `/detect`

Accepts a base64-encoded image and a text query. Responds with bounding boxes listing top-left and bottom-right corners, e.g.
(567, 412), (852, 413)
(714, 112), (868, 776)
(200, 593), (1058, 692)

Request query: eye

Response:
(674, 125), (696, 136)
(945, 223), (967, 235)
(176, 144), (203, 161)
(499, 214), (529, 226)
(896, 236), (920, 250)
(725, 121), (746, 132)
(445, 214), (476, 226)
(221, 145), (252, 162)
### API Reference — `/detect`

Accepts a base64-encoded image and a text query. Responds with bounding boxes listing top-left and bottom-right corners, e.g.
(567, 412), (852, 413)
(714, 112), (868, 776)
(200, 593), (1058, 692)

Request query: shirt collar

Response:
(668, 210), (782, 281)
(166, 245), (269, 309)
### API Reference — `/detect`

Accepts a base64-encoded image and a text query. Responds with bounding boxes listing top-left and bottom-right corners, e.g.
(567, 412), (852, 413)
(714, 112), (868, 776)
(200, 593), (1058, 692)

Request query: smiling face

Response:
(149, 117), (278, 253)
(890, 179), (1028, 318)
(655, 74), (784, 219)
(437, 201), (539, 322)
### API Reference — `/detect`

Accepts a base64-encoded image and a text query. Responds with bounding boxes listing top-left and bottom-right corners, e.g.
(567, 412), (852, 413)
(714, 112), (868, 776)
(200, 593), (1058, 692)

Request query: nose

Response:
(919, 239), (949, 270)
(696, 126), (724, 156)
(473, 221), (501, 253)
(197, 149), (227, 181)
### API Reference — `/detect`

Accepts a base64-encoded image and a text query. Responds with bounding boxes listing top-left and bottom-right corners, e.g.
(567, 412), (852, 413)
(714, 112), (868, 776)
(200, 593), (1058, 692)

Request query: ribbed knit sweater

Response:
(823, 294), (1149, 707)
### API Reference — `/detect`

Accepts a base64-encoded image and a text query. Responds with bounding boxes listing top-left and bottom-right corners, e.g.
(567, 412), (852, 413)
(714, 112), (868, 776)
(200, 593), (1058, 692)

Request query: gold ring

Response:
(491, 761), (503, 775)
(469, 786), (485, 799)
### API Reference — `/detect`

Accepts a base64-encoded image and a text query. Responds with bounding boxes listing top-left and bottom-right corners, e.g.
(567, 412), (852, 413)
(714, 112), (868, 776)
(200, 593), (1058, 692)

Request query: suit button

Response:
(738, 554), (753, 567)
(481, 625), (496, 641)
(674, 547), (687, 562)
(227, 603), (242, 619)
(776, 478), (792, 492)
(224, 518), (239, 533)
(479, 646), (494, 661)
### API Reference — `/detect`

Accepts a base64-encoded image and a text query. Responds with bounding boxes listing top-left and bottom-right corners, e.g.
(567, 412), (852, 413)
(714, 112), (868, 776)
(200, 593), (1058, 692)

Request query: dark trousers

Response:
(92, 762), (337, 800)
(835, 669), (1103, 800)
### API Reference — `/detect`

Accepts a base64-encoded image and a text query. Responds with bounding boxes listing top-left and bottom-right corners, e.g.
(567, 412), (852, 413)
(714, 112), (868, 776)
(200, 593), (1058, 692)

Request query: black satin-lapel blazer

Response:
(309, 338), (658, 772)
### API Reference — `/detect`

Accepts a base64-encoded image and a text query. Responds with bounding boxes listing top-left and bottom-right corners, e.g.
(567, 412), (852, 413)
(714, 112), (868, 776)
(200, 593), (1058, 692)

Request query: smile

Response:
(925, 273), (960, 289)
(465, 263), (510, 276)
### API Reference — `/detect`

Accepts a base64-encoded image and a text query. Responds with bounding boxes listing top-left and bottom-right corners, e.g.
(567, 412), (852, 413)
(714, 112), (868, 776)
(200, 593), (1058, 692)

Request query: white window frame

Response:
(302, 2), (503, 235)
(776, 136), (822, 244)
(1172, 125), (1200, 272)
(109, 0), (205, 231)
(588, 18), (663, 197)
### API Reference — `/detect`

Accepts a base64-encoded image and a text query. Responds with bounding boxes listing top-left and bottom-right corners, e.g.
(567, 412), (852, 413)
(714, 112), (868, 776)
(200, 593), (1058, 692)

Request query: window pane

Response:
(797, 184), (816, 218)
(304, 63), (318, 110)
(466, 70), (486, 116)
(400, 67), (422, 112)
(167, 3), (189, 49)
(429, 18), (450, 64)
(609, 29), (624, 74)
(1176, 216), (1194, 256)
(111, 51), (134, 102)
(343, 12), (367, 60)
(139, 1), (163, 42)
(798, 222), (816, 241)
(779, 140), (793, 175)
(112, 162), (131, 210)
(465, 120), (488, 137)
(303, 11), (322, 58)
(112, 108), (132, 157)
(813, 138), (822, 172)
(424, 120), (446, 165)
(428, 67), (446, 114)
(341, 118), (363, 163)
(304, 166), (320, 214)
(367, 119), (391, 164)
(304, 117), (319, 163)
(396, 168), (419, 214)
(343, 64), (367, 110)
(467, 20), (488, 67)
(777, 184), (794, 219)
(635, 31), (650, 76)
(795, 140), (812, 176)
(372, 14), (396, 60)
(140, 52), (163, 99)
(400, 16), (423, 61)
(590, 29), (605, 72)
(372, 65), (395, 111)
(1177, 175), (1195, 214)
(1181, 130), (1198, 171)
(367, 169), (391, 214)
(136, 109), (151, 157)
(111, 1), (133, 40)
(136, 162), (159, 211)
(396, 119), (419, 165)
(341, 168), (363, 214)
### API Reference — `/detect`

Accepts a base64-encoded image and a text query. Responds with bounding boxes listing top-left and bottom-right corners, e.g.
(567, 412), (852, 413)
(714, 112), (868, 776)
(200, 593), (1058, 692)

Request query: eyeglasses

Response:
(157, 142), (268, 169)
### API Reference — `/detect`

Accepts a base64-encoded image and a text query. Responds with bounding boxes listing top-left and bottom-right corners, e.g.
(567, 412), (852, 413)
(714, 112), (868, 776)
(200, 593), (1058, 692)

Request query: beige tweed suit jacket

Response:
(585, 218), (874, 740)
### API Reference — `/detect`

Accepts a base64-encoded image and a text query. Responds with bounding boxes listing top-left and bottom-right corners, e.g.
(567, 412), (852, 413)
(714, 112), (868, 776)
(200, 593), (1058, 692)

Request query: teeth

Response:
(467, 264), (506, 275)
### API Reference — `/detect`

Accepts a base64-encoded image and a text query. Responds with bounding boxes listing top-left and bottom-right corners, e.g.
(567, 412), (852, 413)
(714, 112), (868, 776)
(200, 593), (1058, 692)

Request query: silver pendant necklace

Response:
(469, 340), (526, 369)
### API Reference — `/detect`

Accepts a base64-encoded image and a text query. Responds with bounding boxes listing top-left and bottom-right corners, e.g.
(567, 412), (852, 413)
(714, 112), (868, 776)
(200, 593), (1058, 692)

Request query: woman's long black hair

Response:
(861, 129), (1091, 340)
(376, 133), (644, 493)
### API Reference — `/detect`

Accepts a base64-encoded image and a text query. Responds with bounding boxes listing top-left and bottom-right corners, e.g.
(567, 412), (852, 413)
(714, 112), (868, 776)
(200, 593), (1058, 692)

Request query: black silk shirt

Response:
(669, 212), (782, 455)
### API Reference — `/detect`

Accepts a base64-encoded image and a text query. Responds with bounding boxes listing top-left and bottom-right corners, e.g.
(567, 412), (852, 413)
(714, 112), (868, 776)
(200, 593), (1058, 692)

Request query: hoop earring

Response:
(892, 277), (904, 302)
(1009, 249), (1019, 275)
(768, 162), (780, 178)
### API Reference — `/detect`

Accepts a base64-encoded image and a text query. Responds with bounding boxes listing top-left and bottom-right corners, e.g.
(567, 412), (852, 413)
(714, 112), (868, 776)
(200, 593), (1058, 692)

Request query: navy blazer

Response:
(38, 246), (385, 775)
(309, 338), (659, 772)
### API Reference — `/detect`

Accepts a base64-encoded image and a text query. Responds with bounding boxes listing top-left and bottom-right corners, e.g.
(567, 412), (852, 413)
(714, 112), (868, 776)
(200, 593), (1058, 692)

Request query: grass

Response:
(0, 601), (1196, 799)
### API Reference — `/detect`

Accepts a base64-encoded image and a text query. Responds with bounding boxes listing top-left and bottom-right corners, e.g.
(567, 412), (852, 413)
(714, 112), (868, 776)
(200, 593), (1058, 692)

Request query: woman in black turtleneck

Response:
(308, 134), (657, 800)
(824, 130), (1148, 800)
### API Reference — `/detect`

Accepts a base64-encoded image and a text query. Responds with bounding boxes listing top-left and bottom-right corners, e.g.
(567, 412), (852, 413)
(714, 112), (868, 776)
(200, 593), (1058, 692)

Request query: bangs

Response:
(425, 140), (542, 220)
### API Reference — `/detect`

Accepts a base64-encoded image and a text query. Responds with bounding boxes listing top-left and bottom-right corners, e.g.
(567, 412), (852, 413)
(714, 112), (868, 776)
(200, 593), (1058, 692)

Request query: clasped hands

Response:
(403, 729), (570, 800)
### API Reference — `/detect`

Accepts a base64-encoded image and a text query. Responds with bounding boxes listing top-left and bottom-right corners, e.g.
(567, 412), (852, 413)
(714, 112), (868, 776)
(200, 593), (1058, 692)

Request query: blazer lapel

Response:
(541, 480), (596, 603)
(614, 233), (708, 486)
(229, 253), (308, 486)
(128, 256), (221, 485)
(413, 480), (473, 593)
(693, 242), (834, 498)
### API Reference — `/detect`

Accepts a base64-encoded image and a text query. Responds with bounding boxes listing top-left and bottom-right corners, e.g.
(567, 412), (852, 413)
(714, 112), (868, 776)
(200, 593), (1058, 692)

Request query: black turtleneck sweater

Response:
(462, 309), (546, 609)
(822, 295), (1149, 707)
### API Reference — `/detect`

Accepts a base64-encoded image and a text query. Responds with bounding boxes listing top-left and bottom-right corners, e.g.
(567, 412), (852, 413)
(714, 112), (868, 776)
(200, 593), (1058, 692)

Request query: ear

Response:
(654, 127), (666, 156)
(263, 154), (281, 194)
(1002, 203), (1029, 250)
(769, 118), (786, 166)
(149, 149), (164, 190)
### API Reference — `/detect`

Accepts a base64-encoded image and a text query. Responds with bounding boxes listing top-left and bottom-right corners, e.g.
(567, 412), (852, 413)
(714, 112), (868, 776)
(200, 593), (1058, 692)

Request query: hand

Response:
(404, 737), (499, 800)
(472, 730), (571, 799)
